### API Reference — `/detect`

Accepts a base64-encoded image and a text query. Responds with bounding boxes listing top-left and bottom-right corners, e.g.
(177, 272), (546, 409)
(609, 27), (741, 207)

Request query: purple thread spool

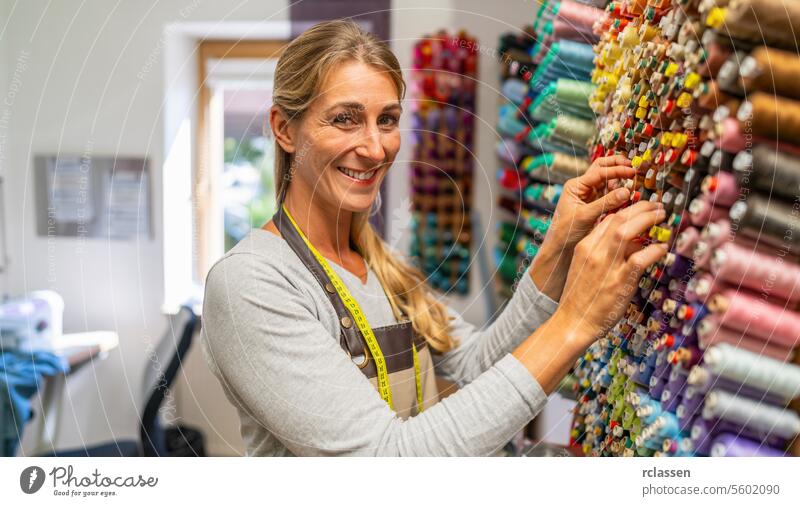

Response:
(710, 433), (786, 457)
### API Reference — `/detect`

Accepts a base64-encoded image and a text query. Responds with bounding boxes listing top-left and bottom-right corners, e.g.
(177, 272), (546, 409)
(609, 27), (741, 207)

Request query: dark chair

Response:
(39, 305), (200, 456)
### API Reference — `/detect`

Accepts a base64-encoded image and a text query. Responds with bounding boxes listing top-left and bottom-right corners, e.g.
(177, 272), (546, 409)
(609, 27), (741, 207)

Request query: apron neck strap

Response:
(272, 205), (365, 354)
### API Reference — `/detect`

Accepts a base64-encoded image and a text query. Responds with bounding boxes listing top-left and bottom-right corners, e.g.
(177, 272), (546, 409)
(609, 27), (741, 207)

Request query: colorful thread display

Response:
(495, 0), (603, 298)
(408, 32), (478, 295)
(567, 0), (800, 457)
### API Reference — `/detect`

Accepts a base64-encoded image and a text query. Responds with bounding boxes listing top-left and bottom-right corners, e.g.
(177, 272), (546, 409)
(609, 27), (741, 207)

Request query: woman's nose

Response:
(355, 127), (386, 162)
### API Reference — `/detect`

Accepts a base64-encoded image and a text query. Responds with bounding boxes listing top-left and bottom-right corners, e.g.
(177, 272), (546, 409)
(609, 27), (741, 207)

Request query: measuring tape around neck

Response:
(281, 204), (424, 413)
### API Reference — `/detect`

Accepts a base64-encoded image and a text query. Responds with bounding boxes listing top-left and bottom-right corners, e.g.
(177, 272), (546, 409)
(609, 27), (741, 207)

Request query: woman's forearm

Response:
(528, 233), (573, 302)
(512, 309), (593, 394)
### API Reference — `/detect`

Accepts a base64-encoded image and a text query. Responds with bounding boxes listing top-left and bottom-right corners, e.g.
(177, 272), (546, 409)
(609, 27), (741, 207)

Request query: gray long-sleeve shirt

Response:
(200, 228), (559, 456)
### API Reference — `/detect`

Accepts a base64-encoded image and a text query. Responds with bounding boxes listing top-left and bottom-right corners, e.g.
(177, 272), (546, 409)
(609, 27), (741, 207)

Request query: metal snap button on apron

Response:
(340, 316), (353, 328)
(349, 351), (369, 369)
(324, 282), (335, 294)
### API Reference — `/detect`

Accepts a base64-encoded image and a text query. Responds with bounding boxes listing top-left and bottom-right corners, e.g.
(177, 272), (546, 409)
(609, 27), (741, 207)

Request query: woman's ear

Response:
(269, 105), (296, 154)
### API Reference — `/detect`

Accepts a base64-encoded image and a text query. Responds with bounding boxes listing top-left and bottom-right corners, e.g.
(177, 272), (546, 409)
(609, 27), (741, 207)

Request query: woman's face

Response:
(289, 61), (402, 214)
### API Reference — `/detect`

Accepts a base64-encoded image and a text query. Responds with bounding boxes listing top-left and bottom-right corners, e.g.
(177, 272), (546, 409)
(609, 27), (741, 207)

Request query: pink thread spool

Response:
(675, 227), (700, 256)
(708, 289), (800, 349)
(701, 172), (740, 207)
(685, 273), (727, 304)
(701, 218), (731, 247)
(732, 234), (781, 257)
(692, 240), (714, 270)
(688, 196), (728, 226)
(686, 271), (788, 307)
(553, 20), (599, 43)
(718, 117), (747, 153)
(711, 242), (800, 303)
(697, 319), (795, 361)
(556, 0), (603, 41)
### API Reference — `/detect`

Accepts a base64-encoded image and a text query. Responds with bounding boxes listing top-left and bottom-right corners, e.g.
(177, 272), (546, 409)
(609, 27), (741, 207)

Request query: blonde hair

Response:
(271, 20), (456, 352)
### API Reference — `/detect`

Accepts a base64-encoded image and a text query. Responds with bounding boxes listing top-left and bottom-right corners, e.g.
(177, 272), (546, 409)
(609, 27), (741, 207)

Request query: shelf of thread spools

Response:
(494, 0), (605, 299)
(408, 31), (477, 295)
(569, 0), (800, 457)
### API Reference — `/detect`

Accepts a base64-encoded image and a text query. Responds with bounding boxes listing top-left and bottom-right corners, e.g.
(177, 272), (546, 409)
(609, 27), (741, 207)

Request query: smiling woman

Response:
(200, 19), (668, 456)
(275, 63), (402, 212)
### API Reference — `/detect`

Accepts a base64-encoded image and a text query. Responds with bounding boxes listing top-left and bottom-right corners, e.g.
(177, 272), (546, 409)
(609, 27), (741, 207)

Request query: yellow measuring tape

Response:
(282, 205), (424, 413)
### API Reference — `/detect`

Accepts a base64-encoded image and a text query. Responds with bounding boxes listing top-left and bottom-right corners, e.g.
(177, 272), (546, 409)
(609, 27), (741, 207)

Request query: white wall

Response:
(0, 0), (10, 298)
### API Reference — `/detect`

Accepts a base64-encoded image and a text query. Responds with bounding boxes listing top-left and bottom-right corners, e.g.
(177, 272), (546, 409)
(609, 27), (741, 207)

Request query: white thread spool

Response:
(702, 389), (800, 439)
(704, 343), (800, 400)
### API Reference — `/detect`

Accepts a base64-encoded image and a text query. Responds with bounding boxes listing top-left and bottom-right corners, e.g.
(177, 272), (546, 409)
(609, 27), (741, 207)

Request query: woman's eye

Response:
(333, 112), (355, 125)
(379, 114), (399, 127)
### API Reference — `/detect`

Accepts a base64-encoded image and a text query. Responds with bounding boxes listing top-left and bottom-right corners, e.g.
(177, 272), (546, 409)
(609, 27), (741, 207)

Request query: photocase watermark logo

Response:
(18, 465), (159, 498)
(20, 466), (46, 494)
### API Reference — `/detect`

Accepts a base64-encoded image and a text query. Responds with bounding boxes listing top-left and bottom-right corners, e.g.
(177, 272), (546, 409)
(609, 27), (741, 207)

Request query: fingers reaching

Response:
(593, 155), (632, 168)
(627, 242), (670, 274)
(616, 208), (667, 241)
(614, 200), (661, 219)
(586, 187), (630, 218)
(579, 164), (636, 191)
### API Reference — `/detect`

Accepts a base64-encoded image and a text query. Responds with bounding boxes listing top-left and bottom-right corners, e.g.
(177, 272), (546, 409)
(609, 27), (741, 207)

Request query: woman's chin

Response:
(340, 198), (378, 214)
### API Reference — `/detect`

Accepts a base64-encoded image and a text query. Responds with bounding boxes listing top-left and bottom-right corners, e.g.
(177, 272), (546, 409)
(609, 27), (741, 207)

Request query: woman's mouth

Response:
(336, 166), (379, 184)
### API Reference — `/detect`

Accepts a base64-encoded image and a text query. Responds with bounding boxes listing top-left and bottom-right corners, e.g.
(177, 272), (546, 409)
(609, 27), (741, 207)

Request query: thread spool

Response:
(690, 419), (713, 456)
(711, 241), (800, 303)
(740, 46), (800, 100)
(718, 117), (748, 153)
(710, 433), (786, 457)
(497, 168), (525, 191)
(688, 364), (790, 404)
(555, 79), (596, 115)
(675, 227), (700, 256)
(700, 41), (732, 78)
(698, 323), (795, 361)
(702, 389), (800, 440)
(733, 145), (800, 201)
(496, 139), (525, 165)
(568, 0), (800, 457)
(664, 252), (692, 278)
(729, 195), (800, 253)
(557, 0), (605, 42)
(523, 152), (590, 180)
(701, 172), (740, 207)
(550, 115), (597, 147)
(719, 0), (800, 51)
(701, 219), (730, 247)
(688, 196), (729, 226)
(676, 388), (704, 427)
(501, 79), (529, 105)
(794, 350), (800, 456)
(708, 289), (800, 348)
(704, 343), (800, 400)
(737, 93), (800, 146)
(684, 273), (722, 303)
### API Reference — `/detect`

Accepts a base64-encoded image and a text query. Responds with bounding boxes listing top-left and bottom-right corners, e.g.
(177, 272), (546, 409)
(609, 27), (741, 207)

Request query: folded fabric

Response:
(0, 350), (70, 456)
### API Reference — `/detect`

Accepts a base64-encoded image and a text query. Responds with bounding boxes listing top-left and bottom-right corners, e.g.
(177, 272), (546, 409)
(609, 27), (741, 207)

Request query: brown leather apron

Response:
(273, 207), (438, 418)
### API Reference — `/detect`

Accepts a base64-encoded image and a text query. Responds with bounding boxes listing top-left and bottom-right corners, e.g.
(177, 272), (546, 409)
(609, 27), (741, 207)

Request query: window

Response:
(195, 40), (285, 282)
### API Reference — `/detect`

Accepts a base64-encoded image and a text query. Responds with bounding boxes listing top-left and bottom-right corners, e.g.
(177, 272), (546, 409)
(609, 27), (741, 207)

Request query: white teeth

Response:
(338, 167), (376, 181)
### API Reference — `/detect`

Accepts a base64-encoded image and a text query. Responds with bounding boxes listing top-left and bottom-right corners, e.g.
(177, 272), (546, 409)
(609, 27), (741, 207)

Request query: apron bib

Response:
(273, 206), (438, 418)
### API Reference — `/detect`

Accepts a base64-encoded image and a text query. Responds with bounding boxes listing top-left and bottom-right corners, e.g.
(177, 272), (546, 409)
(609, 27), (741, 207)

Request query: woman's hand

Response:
(529, 155), (635, 301)
(550, 155), (635, 249)
(513, 200), (668, 395)
(558, 200), (669, 344)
